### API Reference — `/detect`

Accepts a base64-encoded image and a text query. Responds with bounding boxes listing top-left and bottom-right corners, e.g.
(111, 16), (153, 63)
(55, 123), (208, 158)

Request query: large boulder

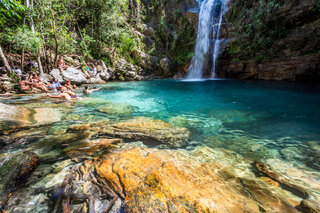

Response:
(61, 67), (88, 84)
(49, 69), (64, 82)
(0, 151), (39, 209)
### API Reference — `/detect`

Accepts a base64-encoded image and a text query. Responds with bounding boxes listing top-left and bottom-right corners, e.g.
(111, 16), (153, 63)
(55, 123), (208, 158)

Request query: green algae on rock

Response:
(0, 151), (40, 209)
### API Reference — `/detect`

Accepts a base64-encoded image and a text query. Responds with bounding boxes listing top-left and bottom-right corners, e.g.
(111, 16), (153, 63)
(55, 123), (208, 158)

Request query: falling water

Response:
(186, 0), (227, 80)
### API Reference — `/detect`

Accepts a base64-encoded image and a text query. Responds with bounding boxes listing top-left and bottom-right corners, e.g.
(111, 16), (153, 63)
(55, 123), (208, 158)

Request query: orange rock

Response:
(258, 176), (280, 187)
(64, 138), (123, 159)
(96, 147), (300, 212)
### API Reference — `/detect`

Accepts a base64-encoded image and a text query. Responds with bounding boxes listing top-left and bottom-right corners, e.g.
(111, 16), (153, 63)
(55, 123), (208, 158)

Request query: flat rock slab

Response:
(96, 146), (301, 212)
(95, 117), (190, 147)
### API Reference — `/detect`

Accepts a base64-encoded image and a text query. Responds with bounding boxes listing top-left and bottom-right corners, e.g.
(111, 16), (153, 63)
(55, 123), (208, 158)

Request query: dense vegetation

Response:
(224, 0), (320, 62)
(0, 0), (196, 77)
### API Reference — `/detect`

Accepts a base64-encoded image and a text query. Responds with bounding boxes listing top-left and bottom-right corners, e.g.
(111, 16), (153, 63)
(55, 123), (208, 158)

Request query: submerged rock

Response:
(96, 146), (301, 212)
(77, 97), (111, 107)
(0, 103), (31, 131)
(33, 108), (62, 125)
(97, 103), (136, 116)
(68, 117), (191, 147)
(0, 151), (39, 209)
(0, 103), (62, 134)
(99, 117), (191, 147)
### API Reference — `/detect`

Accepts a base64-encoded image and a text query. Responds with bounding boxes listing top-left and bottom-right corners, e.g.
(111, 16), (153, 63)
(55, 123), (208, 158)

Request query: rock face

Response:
(0, 151), (39, 209)
(218, 55), (320, 81)
(96, 146), (302, 212)
(218, 0), (320, 81)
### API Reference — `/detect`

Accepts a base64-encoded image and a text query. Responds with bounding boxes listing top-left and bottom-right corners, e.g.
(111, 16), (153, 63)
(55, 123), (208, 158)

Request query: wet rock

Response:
(184, 10), (199, 31)
(0, 103), (31, 132)
(99, 117), (191, 147)
(96, 146), (301, 212)
(0, 151), (40, 209)
(33, 108), (62, 125)
(63, 138), (123, 160)
(256, 160), (320, 198)
(62, 67), (88, 84)
(49, 160), (121, 213)
(218, 56), (320, 82)
(298, 197), (320, 213)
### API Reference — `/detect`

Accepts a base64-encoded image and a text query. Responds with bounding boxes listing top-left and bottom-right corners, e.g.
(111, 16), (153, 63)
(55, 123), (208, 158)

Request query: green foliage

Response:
(0, 0), (197, 74)
(0, 0), (25, 26)
(8, 72), (20, 83)
(13, 26), (42, 54)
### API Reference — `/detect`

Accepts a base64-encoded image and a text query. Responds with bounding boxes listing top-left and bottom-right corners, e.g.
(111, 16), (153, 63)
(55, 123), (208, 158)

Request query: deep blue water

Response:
(93, 79), (320, 138)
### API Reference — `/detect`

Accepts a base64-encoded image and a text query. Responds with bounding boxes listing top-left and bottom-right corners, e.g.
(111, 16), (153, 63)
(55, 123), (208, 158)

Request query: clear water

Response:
(1, 79), (320, 211)
(91, 79), (320, 167)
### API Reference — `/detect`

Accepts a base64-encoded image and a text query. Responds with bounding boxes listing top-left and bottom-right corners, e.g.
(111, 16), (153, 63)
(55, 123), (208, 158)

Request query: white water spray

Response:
(186, 0), (227, 80)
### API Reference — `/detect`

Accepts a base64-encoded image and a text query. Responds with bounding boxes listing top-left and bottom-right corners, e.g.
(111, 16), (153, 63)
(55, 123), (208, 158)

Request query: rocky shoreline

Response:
(0, 93), (319, 212)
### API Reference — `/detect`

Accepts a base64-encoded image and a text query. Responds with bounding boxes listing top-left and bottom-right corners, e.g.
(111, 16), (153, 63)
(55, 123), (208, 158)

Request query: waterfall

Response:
(186, 0), (227, 80)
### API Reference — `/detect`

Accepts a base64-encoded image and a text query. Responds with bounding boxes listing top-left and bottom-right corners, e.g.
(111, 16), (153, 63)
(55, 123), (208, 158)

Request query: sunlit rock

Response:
(100, 117), (190, 147)
(0, 103), (31, 131)
(33, 108), (62, 125)
(96, 146), (302, 212)
(64, 138), (123, 160)
(256, 160), (320, 194)
(62, 67), (88, 84)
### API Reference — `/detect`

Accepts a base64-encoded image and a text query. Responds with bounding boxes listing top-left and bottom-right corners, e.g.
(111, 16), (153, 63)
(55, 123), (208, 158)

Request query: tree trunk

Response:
(0, 45), (12, 75)
(21, 48), (25, 72)
(52, 12), (58, 67)
(27, 0), (44, 75)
